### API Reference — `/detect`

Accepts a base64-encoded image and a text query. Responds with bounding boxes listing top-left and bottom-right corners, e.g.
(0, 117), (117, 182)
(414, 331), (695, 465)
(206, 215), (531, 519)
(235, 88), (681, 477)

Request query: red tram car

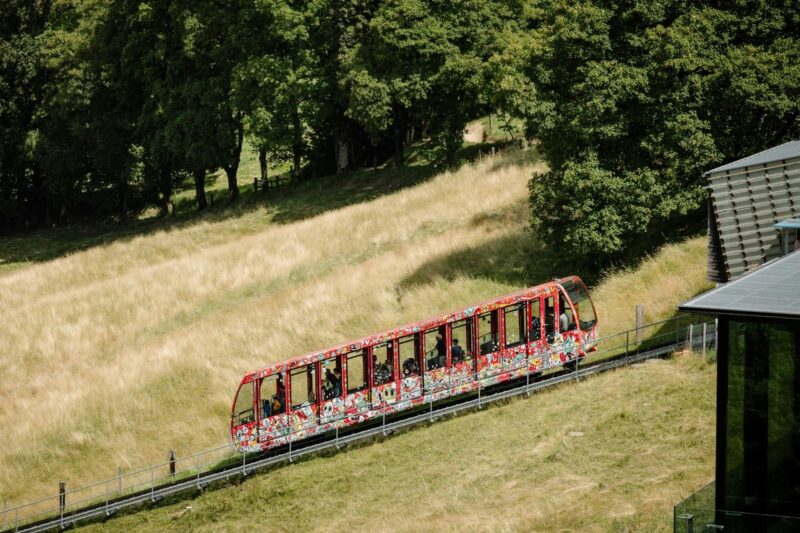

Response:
(231, 276), (599, 451)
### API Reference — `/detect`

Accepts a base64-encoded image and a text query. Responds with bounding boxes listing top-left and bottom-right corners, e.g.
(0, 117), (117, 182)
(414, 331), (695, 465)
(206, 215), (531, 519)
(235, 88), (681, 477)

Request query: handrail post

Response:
(196, 454), (201, 488)
(59, 481), (65, 528)
(118, 466), (122, 495)
(702, 322), (707, 359)
(625, 331), (629, 358)
(105, 481), (109, 515)
(242, 445), (247, 474)
(150, 467), (155, 501)
(477, 367), (482, 409)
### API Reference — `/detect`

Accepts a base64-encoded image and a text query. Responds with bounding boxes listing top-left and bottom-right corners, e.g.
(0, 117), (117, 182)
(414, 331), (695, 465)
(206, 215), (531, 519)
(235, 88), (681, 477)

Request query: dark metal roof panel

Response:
(706, 156), (800, 279)
(705, 140), (800, 174)
(680, 251), (800, 318)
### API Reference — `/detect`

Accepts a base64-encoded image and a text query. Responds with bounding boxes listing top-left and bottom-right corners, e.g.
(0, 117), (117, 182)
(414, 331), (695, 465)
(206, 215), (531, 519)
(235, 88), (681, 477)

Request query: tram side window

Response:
(563, 279), (597, 330)
(347, 350), (369, 394)
(478, 311), (499, 355)
(545, 297), (555, 341)
(530, 298), (542, 341)
(450, 318), (474, 367)
(559, 294), (576, 331)
(425, 326), (447, 370)
(322, 358), (342, 400)
(234, 381), (255, 426)
(372, 341), (394, 385)
(399, 335), (420, 376)
(504, 304), (526, 348)
(290, 365), (317, 409)
(260, 374), (285, 418)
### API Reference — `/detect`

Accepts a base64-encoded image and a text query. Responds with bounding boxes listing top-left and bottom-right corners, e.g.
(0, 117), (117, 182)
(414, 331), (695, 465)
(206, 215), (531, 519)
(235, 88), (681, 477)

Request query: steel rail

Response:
(5, 327), (712, 533)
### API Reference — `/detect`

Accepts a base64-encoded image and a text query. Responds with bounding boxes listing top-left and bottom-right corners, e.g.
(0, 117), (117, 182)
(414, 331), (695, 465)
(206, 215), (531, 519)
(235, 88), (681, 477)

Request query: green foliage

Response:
(521, 0), (800, 259)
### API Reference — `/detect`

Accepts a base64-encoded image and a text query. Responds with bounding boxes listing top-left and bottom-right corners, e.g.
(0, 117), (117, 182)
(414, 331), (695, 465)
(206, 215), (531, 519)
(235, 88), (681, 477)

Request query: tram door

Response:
(288, 364), (319, 435)
(448, 318), (476, 390)
(423, 326), (448, 398)
(370, 340), (398, 409)
(320, 356), (344, 426)
(476, 310), (501, 378)
(398, 334), (423, 403)
(526, 298), (545, 372)
(501, 303), (527, 375)
(258, 373), (291, 443)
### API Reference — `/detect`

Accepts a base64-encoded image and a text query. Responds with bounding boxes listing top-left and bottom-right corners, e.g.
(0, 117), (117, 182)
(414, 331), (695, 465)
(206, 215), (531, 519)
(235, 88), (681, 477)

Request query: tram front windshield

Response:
(561, 278), (597, 331)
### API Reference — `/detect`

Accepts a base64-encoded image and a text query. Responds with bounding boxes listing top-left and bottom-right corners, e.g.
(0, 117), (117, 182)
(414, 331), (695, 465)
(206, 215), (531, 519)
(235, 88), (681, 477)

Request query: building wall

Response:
(718, 316), (800, 528)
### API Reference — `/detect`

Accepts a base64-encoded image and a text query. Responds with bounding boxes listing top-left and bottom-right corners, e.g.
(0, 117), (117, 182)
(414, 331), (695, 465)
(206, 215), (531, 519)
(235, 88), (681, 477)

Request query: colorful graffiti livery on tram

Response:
(231, 276), (599, 451)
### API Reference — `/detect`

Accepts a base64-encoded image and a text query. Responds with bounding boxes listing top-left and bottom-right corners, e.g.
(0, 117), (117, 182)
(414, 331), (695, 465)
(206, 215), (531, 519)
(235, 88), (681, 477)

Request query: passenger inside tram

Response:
(399, 336), (419, 376)
(260, 374), (285, 417)
(322, 359), (342, 400)
(451, 338), (465, 363)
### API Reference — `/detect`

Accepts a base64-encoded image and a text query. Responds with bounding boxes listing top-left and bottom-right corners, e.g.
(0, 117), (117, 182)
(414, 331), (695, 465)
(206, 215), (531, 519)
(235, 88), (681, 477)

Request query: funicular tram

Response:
(230, 276), (599, 451)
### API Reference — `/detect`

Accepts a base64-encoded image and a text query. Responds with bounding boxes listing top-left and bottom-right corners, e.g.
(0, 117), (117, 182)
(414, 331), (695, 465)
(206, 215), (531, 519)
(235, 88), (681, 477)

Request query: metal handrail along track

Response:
(3, 318), (717, 533)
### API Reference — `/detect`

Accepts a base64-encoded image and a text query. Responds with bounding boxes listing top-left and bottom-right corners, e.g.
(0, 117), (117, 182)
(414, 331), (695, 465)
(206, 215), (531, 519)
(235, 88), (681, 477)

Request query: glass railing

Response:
(675, 480), (800, 532)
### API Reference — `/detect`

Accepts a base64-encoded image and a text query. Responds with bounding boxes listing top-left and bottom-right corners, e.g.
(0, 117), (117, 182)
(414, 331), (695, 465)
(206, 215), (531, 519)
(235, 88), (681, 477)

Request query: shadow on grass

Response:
(0, 139), (519, 269)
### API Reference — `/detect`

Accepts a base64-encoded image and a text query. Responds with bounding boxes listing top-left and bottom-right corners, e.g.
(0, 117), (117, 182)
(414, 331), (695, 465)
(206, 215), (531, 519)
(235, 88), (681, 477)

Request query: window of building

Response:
(347, 350), (368, 393)
(372, 341), (394, 385)
(425, 326), (447, 370)
(233, 381), (255, 426)
(290, 365), (317, 409)
(530, 298), (542, 341)
(478, 311), (498, 355)
(504, 304), (526, 347)
(399, 334), (420, 376)
(450, 318), (474, 367)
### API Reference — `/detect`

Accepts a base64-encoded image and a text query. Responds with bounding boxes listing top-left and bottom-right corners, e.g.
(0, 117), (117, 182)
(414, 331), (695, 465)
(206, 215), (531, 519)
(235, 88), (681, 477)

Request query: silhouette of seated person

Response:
(451, 338), (465, 364)
(435, 333), (446, 368)
(531, 316), (541, 340)
(271, 394), (284, 415)
(332, 368), (342, 397)
(261, 398), (271, 418)
(403, 357), (419, 376)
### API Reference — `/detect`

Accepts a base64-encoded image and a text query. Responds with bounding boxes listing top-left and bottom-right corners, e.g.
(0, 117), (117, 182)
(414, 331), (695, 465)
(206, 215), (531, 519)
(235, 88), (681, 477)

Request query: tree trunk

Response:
(487, 112), (493, 138)
(225, 113), (243, 201)
(291, 107), (302, 179)
(194, 168), (208, 210)
(258, 145), (268, 192)
(158, 164), (172, 216)
(118, 175), (128, 223)
(392, 106), (405, 168)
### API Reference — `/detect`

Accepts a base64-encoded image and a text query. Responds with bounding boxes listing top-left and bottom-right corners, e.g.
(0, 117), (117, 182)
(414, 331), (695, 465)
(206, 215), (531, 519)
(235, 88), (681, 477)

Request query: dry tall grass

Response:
(0, 148), (711, 511)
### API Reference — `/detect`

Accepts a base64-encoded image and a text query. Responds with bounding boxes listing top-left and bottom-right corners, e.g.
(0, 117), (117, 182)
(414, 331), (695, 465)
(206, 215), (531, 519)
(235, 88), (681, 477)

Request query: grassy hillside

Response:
(87, 355), (715, 532)
(0, 146), (712, 514)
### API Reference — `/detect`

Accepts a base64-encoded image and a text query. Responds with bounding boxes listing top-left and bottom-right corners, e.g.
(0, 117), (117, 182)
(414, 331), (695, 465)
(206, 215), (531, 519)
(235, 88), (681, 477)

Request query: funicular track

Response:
(3, 316), (716, 533)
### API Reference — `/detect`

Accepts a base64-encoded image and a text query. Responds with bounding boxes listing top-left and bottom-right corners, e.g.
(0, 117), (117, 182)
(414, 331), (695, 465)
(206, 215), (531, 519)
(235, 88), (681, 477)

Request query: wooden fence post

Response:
(169, 450), (176, 477)
(635, 304), (644, 344)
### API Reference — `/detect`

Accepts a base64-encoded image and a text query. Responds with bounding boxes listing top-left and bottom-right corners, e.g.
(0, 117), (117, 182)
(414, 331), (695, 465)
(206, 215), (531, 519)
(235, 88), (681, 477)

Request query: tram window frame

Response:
(478, 311), (499, 355)
(233, 381), (255, 426)
(346, 350), (369, 394)
(449, 318), (474, 367)
(290, 364), (317, 409)
(372, 341), (395, 385)
(559, 293), (576, 332)
(503, 304), (526, 348)
(424, 326), (447, 371)
(545, 296), (556, 342)
(321, 356), (342, 401)
(399, 334), (421, 377)
(259, 374), (286, 418)
(529, 298), (542, 341)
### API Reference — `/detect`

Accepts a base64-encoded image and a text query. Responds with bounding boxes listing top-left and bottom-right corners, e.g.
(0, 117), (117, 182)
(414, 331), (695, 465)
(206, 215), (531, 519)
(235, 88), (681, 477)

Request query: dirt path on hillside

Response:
(463, 122), (484, 143)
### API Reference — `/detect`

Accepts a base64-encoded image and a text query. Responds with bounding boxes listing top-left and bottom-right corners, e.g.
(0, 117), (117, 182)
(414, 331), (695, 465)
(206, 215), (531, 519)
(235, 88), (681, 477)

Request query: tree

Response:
(522, 0), (800, 259)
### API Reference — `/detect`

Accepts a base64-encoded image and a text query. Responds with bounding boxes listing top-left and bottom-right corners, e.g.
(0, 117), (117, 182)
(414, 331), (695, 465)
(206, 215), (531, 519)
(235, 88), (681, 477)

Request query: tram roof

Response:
(679, 250), (800, 319)
(242, 276), (579, 382)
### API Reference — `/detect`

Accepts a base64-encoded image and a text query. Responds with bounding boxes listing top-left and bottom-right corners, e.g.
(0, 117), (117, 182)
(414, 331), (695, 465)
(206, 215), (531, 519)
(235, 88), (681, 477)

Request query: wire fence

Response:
(1, 313), (716, 532)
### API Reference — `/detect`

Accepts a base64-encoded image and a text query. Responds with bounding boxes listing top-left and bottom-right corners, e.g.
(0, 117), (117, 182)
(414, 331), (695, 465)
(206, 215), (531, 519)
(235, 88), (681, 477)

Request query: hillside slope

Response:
(0, 147), (712, 510)
(87, 355), (715, 532)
